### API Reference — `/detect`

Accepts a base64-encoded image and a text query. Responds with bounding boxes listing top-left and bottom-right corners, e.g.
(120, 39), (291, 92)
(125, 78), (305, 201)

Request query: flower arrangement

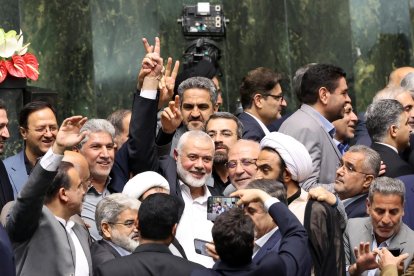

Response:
(0, 28), (39, 83)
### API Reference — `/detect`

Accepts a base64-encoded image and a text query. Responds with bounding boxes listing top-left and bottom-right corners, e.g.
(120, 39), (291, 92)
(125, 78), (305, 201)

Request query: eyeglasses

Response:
(27, 125), (58, 134)
(337, 161), (370, 175)
(265, 94), (284, 102)
(108, 220), (137, 228)
(225, 158), (257, 169)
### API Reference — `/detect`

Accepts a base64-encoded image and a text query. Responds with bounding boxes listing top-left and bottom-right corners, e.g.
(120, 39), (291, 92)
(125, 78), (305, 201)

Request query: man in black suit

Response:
(238, 67), (287, 142)
(334, 145), (381, 218)
(191, 188), (308, 276)
(96, 193), (204, 276)
(91, 193), (140, 273)
(366, 99), (414, 177)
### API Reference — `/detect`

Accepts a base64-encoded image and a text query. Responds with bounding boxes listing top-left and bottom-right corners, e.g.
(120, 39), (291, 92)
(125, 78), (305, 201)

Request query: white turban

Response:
(260, 132), (313, 183)
(122, 171), (170, 200)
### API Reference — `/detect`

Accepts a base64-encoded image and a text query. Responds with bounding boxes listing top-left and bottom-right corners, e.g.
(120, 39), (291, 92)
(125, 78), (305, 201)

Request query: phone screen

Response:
(194, 238), (210, 256)
(207, 196), (240, 221)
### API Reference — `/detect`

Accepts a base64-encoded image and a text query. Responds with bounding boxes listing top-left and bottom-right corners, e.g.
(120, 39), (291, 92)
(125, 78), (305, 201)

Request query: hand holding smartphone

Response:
(194, 238), (212, 256)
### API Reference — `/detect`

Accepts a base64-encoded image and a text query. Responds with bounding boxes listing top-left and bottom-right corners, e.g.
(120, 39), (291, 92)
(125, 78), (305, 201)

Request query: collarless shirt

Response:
(55, 216), (89, 276)
(175, 181), (214, 268)
(244, 112), (270, 136)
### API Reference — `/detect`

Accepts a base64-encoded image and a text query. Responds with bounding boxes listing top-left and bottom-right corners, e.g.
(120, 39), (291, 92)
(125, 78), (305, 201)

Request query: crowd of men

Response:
(1, 36), (414, 276)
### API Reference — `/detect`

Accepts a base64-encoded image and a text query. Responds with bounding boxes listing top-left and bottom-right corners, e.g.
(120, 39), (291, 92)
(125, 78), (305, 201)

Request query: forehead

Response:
(182, 88), (212, 104)
(371, 193), (403, 208)
(181, 138), (214, 154)
(84, 131), (113, 145)
(27, 108), (57, 125)
(0, 109), (8, 122)
(206, 118), (237, 132)
(228, 142), (260, 160)
(118, 208), (138, 219)
(257, 149), (280, 165)
(343, 151), (364, 165)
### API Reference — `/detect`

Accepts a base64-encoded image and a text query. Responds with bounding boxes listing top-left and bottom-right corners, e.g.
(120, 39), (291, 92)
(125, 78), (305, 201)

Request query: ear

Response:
(101, 222), (112, 239)
(283, 168), (292, 183)
(172, 223), (178, 237)
(58, 187), (69, 203)
(173, 149), (179, 161)
(362, 175), (374, 191)
(390, 125), (398, 139)
(366, 198), (371, 215)
(252, 93), (264, 109)
(319, 87), (329, 105)
(19, 127), (28, 140)
(214, 103), (219, 112)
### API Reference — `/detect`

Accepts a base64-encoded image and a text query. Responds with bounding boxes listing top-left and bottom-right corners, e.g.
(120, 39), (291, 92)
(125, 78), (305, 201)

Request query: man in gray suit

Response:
(5, 116), (93, 276)
(344, 177), (414, 276)
(279, 64), (351, 192)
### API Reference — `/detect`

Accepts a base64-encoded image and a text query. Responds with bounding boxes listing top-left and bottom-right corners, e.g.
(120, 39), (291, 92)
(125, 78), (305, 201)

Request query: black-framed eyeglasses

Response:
(225, 158), (257, 169)
(108, 220), (137, 228)
(265, 94), (284, 102)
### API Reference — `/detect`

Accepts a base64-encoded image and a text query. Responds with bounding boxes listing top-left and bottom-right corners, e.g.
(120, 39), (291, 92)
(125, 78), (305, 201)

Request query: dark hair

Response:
(44, 161), (74, 204)
(239, 67), (282, 109)
(247, 179), (287, 205)
(139, 193), (180, 240)
(19, 101), (57, 129)
(293, 63), (317, 102)
(212, 208), (254, 266)
(107, 109), (131, 137)
(299, 64), (346, 104)
(0, 99), (7, 111)
(206, 112), (244, 139)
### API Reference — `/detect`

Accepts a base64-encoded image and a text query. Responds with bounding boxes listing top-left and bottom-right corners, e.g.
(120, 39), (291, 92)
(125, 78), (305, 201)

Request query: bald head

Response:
(388, 67), (414, 88)
(63, 150), (90, 182)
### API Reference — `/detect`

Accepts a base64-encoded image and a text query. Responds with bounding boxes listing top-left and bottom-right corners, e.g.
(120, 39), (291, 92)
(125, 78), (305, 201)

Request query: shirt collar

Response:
(179, 180), (211, 204)
(55, 216), (75, 231)
(87, 176), (112, 195)
(244, 112), (270, 136)
(255, 227), (278, 248)
(302, 104), (335, 137)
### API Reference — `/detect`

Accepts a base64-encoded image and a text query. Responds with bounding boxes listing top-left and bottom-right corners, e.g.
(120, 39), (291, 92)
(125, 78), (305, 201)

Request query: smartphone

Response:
(207, 196), (241, 221)
(194, 238), (211, 256)
(388, 248), (401, 257)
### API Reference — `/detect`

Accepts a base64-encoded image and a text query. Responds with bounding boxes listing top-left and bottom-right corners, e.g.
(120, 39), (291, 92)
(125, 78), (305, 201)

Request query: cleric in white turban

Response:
(122, 171), (170, 201)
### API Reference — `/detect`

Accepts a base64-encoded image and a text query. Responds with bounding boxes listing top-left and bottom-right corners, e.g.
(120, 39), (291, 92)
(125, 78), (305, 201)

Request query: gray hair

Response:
(368, 177), (405, 205)
(177, 76), (217, 107)
(347, 145), (381, 177)
(206, 112), (244, 139)
(107, 109), (131, 137)
(293, 63), (317, 101)
(246, 179), (287, 212)
(176, 130), (214, 155)
(373, 86), (410, 102)
(365, 99), (404, 143)
(95, 193), (140, 235)
(78, 119), (116, 148)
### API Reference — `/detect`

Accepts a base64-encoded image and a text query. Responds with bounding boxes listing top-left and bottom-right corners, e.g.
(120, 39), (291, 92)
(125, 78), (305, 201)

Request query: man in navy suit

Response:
(237, 67), (287, 142)
(192, 188), (309, 276)
(334, 145), (381, 218)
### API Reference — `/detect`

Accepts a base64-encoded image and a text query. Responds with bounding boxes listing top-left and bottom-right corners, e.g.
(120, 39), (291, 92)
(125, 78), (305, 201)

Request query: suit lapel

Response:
(73, 223), (93, 275)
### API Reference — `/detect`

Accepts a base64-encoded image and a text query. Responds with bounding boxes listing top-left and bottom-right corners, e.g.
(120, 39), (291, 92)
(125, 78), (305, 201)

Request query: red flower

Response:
(0, 61), (7, 83)
(23, 53), (39, 81)
(5, 55), (26, 78)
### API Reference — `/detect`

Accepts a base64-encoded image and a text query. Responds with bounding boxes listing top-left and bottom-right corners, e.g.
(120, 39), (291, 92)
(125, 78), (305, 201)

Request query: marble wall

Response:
(1, 0), (414, 156)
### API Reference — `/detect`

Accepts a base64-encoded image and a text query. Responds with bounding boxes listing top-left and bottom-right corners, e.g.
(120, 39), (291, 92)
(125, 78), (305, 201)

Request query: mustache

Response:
(215, 142), (229, 150)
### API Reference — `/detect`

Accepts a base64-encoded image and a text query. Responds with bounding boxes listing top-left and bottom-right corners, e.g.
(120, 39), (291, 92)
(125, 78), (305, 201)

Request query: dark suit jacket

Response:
(91, 239), (122, 274)
(0, 224), (15, 276)
(371, 143), (414, 177)
(5, 163), (93, 276)
(96, 243), (204, 276)
(252, 229), (281, 264)
(0, 160), (13, 211)
(191, 202), (310, 276)
(237, 112), (267, 142)
(398, 175), (414, 230)
(345, 193), (368, 219)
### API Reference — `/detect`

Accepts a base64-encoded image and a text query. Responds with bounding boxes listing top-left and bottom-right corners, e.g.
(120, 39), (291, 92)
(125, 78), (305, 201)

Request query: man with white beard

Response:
(91, 193), (140, 274)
